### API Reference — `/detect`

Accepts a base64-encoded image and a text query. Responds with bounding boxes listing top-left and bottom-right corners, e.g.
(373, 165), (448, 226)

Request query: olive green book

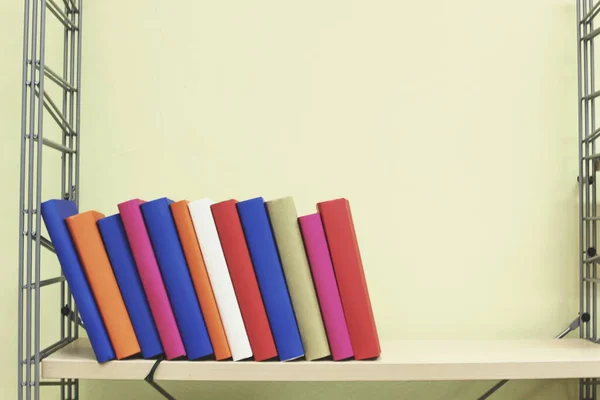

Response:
(265, 196), (331, 360)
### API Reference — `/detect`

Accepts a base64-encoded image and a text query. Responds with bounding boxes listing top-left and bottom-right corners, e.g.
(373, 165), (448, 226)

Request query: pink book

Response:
(118, 199), (185, 360)
(298, 213), (353, 360)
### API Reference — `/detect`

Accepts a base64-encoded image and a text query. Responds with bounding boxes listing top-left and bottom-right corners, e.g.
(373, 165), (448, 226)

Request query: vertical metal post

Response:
(584, 0), (591, 338)
(18, 0), (31, 398)
(589, 2), (598, 399)
(66, 6), (75, 377)
(60, 1), (69, 398)
(65, 23), (74, 400)
(577, 0), (587, 399)
(583, 0), (593, 395)
(71, 0), (79, 341)
(60, 1), (74, 397)
(578, 0), (599, 398)
(33, 2), (47, 398)
(74, 5), (82, 397)
(25, 0), (40, 397)
(75, 0), (82, 211)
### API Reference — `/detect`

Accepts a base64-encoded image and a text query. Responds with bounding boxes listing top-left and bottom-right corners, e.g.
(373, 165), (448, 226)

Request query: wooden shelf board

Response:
(41, 338), (600, 382)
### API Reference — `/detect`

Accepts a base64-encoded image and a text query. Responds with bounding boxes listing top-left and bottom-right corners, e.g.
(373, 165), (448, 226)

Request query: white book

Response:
(187, 199), (253, 361)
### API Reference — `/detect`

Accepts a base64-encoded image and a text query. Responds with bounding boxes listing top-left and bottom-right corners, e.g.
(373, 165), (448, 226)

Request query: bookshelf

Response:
(42, 338), (600, 383)
(15, 0), (600, 399)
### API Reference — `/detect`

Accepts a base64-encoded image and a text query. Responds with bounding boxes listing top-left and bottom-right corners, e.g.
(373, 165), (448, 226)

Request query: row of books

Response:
(41, 196), (380, 362)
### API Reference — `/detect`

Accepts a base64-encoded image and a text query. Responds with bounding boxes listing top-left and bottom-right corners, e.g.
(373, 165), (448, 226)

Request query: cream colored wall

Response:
(0, 0), (581, 398)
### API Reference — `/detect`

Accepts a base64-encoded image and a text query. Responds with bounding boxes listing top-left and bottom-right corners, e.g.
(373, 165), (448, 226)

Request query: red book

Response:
(211, 200), (277, 361)
(317, 198), (380, 360)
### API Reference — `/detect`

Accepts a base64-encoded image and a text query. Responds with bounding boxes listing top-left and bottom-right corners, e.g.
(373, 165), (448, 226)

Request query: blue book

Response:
(237, 197), (304, 361)
(140, 198), (213, 360)
(97, 214), (164, 359)
(40, 200), (115, 363)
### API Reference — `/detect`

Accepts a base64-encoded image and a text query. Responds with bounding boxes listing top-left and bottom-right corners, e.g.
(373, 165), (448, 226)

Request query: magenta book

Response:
(118, 199), (186, 360)
(298, 213), (353, 360)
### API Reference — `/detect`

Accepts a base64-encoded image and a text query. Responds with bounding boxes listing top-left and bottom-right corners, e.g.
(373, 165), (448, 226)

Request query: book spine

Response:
(141, 198), (213, 360)
(317, 198), (380, 360)
(265, 197), (331, 360)
(40, 200), (115, 363)
(187, 199), (252, 361)
(118, 199), (186, 360)
(237, 197), (304, 361)
(211, 199), (277, 361)
(299, 213), (353, 361)
(171, 200), (231, 360)
(66, 211), (140, 359)
(97, 214), (164, 359)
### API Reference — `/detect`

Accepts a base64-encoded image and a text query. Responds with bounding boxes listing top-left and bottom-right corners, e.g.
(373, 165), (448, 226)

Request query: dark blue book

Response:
(97, 214), (164, 359)
(140, 198), (213, 360)
(237, 197), (304, 361)
(40, 200), (115, 363)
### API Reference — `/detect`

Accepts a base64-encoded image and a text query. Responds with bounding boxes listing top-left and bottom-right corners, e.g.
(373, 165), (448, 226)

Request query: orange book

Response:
(170, 201), (231, 360)
(66, 211), (140, 359)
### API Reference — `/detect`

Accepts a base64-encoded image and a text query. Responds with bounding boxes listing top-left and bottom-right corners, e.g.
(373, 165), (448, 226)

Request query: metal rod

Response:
(577, 0), (585, 357)
(72, 1), (82, 360)
(34, 235), (55, 253)
(34, 88), (75, 135)
(37, 276), (65, 288)
(582, 0), (600, 24)
(40, 381), (67, 387)
(44, 100), (73, 138)
(72, 1), (79, 209)
(577, 3), (585, 398)
(145, 358), (176, 400)
(25, 0), (41, 396)
(36, 64), (76, 92)
(590, 0), (598, 355)
(38, 338), (71, 361)
(34, 3), (47, 398)
(61, 0), (71, 13)
(585, 88), (600, 101)
(558, 316), (583, 339)
(477, 380), (508, 400)
(146, 380), (176, 400)
(583, 25), (600, 41)
(39, 137), (76, 154)
(39, 381), (66, 387)
(22, 276), (65, 290)
(61, 12), (73, 398)
(584, 0), (592, 345)
(61, 306), (84, 329)
(583, 152), (600, 160)
(45, 3), (68, 29)
(18, 0), (31, 398)
(75, 0), (82, 208)
(45, 0), (77, 30)
(60, 0), (69, 343)
(585, 254), (600, 263)
(59, 9), (69, 400)
(476, 316), (581, 400)
(584, 126), (600, 142)
(24, 338), (71, 363)
(583, 2), (593, 398)
(60, 3), (73, 399)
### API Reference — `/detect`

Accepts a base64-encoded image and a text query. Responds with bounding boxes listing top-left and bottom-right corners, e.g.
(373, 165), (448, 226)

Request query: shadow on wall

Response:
(82, 379), (576, 400)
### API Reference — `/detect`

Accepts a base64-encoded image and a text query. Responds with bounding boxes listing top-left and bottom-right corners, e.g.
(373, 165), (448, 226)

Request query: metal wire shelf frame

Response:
(18, 0), (82, 398)
(578, 0), (600, 398)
